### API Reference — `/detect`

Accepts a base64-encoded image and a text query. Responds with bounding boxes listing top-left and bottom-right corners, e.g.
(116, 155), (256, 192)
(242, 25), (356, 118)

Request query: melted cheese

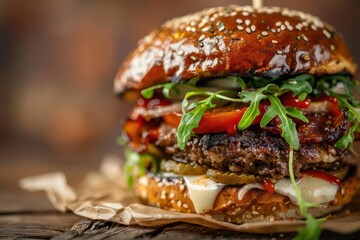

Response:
(183, 175), (225, 214)
(182, 175), (338, 213)
(274, 175), (339, 205)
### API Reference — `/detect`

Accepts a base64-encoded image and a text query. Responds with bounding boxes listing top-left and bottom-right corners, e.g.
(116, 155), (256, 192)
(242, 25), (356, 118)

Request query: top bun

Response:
(114, 5), (356, 94)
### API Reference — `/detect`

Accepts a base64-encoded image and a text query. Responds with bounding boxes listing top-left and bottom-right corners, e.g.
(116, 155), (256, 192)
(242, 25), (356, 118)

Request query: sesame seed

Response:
(271, 28), (276, 33)
(303, 35), (309, 41)
(323, 29), (332, 39)
(296, 35), (301, 41)
(261, 31), (268, 36)
(198, 34), (205, 41)
(277, 50), (283, 54)
(272, 207), (277, 211)
(191, 27), (196, 32)
(237, 25), (244, 30)
(185, 26), (191, 31)
(252, 211), (259, 215)
(280, 25), (286, 31)
(311, 24), (317, 31)
(183, 203), (189, 209)
(245, 19), (251, 26)
(251, 25), (256, 32)
(160, 191), (167, 200)
(158, 182), (164, 187)
(330, 44), (336, 50)
(287, 25), (294, 31)
(272, 40), (278, 44)
(275, 21), (282, 27)
(236, 19), (243, 24)
(177, 200), (182, 207)
(201, 26), (211, 32)
(277, 28), (281, 32)
(179, 184), (185, 191)
(246, 27), (251, 34)
(177, 50), (184, 56)
(190, 56), (198, 61)
(169, 192), (175, 199)
(218, 25), (225, 32)
(242, 11), (250, 16)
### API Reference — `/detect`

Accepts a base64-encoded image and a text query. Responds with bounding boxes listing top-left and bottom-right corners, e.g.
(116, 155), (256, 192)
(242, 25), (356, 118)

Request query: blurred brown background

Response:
(0, 0), (359, 197)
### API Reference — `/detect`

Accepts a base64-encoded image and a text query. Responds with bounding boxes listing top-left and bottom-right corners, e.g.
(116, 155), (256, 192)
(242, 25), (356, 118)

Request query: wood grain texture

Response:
(52, 219), (360, 240)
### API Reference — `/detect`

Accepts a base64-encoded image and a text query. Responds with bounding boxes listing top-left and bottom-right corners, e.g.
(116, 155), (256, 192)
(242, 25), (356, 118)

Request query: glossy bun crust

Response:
(135, 173), (359, 223)
(115, 5), (356, 94)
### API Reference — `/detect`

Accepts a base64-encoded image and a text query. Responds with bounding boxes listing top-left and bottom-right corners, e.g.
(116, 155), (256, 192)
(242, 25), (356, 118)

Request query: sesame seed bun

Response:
(135, 172), (359, 223)
(114, 5), (357, 94)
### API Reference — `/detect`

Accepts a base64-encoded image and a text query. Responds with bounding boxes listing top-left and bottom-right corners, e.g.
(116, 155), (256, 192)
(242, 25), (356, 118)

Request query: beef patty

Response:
(155, 121), (355, 179)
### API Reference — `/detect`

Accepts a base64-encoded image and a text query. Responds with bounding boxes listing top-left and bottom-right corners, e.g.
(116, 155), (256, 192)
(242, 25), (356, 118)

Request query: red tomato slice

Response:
(303, 170), (341, 186)
(163, 103), (268, 135)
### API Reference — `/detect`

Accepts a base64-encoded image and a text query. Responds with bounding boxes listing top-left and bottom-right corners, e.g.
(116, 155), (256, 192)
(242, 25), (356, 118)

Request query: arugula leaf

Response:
(281, 74), (313, 100)
(321, 87), (360, 150)
(177, 93), (216, 150)
(124, 148), (159, 188)
(288, 148), (325, 240)
(260, 95), (308, 150)
(336, 119), (359, 149)
(237, 84), (280, 130)
(227, 76), (246, 90)
(248, 76), (280, 88)
(141, 83), (177, 99)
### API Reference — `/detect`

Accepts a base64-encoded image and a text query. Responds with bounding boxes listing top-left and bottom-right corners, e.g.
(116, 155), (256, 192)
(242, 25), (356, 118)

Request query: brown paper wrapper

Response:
(19, 155), (360, 234)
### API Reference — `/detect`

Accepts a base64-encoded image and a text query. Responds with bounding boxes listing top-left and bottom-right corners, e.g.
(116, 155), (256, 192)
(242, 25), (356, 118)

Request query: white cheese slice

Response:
(183, 175), (225, 214)
(274, 175), (339, 205)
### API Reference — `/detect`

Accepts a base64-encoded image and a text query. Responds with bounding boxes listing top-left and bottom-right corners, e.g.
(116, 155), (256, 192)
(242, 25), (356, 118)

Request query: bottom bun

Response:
(135, 173), (359, 223)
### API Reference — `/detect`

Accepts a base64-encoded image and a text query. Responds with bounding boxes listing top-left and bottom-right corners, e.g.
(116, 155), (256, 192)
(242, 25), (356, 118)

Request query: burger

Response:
(115, 5), (359, 234)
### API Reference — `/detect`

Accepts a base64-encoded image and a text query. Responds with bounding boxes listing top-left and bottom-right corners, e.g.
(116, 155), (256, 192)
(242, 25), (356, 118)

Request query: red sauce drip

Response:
(281, 92), (311, 109)
(303, 170), (341, 186)
(144, 128), (159, 144)
(262, 179), (275, 193)
(313, 95), (341, 117)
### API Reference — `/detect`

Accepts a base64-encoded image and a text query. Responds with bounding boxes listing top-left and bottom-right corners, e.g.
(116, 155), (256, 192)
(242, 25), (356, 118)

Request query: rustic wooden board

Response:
(55, 219), (360, 240)
(0, 212), (359, 239)
(0, 212), (81, 239)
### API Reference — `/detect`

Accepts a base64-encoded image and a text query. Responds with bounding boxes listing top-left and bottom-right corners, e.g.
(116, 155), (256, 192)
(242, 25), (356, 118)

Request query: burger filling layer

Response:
(122, 74), (359, 217)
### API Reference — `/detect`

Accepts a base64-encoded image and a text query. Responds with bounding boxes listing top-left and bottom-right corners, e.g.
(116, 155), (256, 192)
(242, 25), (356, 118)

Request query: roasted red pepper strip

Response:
(163, 103), (268, 135)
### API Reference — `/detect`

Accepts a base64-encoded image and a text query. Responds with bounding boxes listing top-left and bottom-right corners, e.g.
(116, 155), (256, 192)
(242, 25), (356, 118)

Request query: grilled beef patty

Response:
(155, 121), (355, 179)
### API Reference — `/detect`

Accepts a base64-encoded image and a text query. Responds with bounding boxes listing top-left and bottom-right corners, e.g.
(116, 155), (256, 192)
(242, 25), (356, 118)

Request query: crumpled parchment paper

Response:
(19, 155), (360, 234)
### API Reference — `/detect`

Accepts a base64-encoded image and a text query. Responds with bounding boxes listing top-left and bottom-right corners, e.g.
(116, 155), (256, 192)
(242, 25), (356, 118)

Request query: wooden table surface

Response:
(1, 145), (360, 239)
